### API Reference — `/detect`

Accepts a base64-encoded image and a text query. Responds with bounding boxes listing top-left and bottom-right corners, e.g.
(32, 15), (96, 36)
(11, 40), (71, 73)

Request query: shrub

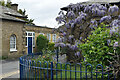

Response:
(79, 24), (119, 68)
(36, 34), (49, 52)
(47, 42), (55, 51)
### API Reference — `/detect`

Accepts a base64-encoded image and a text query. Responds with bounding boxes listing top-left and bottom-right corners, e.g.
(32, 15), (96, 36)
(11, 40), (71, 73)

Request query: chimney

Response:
(11, 4), (18, 11)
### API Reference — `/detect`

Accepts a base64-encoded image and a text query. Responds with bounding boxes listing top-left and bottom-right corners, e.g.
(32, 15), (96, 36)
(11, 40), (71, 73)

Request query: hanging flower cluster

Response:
(55, 2), (120, 62)
(108, 5), (119, 15)
(84, 3), (107, 16)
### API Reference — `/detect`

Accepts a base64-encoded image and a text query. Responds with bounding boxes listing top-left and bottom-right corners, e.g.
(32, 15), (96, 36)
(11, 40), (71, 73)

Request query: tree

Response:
(55, 3), (120, 63)
(18, 9), (35, 25)
(0, 0), (5, 6)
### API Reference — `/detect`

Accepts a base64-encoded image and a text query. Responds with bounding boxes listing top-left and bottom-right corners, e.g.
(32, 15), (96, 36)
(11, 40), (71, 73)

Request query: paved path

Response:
(0, 59), (19, 79)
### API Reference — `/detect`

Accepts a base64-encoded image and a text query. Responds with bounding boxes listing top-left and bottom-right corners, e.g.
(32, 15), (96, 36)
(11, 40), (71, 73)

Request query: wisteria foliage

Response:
(55, 2), (120, 61)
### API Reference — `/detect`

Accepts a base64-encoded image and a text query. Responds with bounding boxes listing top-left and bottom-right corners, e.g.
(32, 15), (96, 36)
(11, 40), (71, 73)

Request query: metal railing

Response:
(19, 54), (116, 80)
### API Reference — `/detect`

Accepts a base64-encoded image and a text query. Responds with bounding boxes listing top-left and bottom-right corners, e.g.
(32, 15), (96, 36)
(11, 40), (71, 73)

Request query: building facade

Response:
(0, 4), (26, 58)
(0, 4), (59, 58)
(24, 24), (59, 54)
(0, 4), (58, 58)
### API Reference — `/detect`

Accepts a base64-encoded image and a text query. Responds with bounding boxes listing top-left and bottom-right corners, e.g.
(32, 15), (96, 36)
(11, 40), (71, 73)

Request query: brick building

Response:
(0, 4), (59, 58)
(0, 4), (26, 58)
(24, 24), (59, 54)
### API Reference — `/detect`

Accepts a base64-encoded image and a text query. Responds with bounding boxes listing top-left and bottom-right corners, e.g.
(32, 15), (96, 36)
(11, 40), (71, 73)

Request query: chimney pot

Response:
(11, 4), (18, 11)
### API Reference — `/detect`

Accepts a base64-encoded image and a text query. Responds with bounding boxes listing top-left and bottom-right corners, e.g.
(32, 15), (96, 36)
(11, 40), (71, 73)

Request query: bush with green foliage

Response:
(36, 34), (49, 52)
(47, 42), (55, 51)
(78, 23), (119, 68)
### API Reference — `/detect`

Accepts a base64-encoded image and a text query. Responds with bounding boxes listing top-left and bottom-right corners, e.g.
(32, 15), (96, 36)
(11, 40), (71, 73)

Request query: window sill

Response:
(10, 49), (17, 52)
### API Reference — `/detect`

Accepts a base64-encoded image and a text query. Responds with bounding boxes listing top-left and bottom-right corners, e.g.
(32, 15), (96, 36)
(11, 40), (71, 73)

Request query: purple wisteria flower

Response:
(56, 37), (63, 43)
(84, 5), (92, 13)
(69, 19), (74, 24)
(63, 32), (66, 36)
(84, 3), (107, 16)
(56, 15), (66, 24)
(110, 19), (120, 34)
(100, 15), (111, 23)
(90, 20), (98, 29)
(64, 27), (67, 32)
(59, 43), (66, 48)
(65, 23), (70, 28)
(54, 43), (66, 48)
(71, 23), (75, 28)
(113, 42), (118, 47)
(67, 11), (75, 18)
(111, 19), (120, 27)
(69, 35), (74, 40)
(59, 29), (63, 33)
(70, 45), (78, 51)
(118, 15), (120, 20)
(79, 11), (87, 17)
(107, 39), (111, 46)
(54, 43), (59, 47)
(99, 5), (107, 11)
(108, 5), (119, 14)
(75, 51), (80, 57)
(75, 11), (87, 24)
(79, 37), (82, 40)
(75, 15), (85, 24)
(66, 43), (71, 48)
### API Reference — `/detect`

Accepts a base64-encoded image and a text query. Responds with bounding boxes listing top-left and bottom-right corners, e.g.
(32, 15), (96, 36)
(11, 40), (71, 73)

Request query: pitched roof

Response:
(0, 5), (26, 22)
(88, 0), (120, 3)
(61, 0), (120, 11)
(25, 24), (54, 29)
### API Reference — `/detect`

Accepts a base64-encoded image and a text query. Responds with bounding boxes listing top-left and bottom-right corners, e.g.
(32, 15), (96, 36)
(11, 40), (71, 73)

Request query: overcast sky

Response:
(9, 0), (89, 28)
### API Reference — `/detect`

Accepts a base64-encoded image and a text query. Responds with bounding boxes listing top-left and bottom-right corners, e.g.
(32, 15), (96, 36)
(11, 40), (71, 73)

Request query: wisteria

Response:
(56, 37), (64, 43)
(118, 15), (120, 20)
(67, 11), (76, 18)
(111, 19), (120, 27)
(107, 39), (111, 46)
(66, 43), (71, 48)
(75, 51), (80, 57)
(110, 19), (120, 35)
(100, 15), (111, 23)
(113, 42), (118, 47)
(63, 32), (67, 37)
(84, 3), (107, 16)
(108, 5), (119, 15)
(89, 20), (98, 29)
(55, 2), (120, 62)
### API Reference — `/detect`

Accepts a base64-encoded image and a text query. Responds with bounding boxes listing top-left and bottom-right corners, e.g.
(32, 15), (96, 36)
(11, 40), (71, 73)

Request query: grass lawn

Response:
(53, 65), (93, 78)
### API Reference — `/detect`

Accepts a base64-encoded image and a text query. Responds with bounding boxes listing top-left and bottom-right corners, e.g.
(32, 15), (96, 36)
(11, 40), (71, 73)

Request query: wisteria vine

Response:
(55, 2), (120, 62)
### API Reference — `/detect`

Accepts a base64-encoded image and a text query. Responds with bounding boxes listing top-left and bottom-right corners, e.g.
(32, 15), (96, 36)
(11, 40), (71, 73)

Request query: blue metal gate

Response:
(19, 54), (117, 80)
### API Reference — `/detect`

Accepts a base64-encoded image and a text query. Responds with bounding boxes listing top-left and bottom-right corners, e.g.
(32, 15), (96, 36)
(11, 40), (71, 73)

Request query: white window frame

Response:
(10, 35), (17, 52)
(47, 33), (51, 41)
(25, 31), (35, 48)
(52, 34), (56, 42)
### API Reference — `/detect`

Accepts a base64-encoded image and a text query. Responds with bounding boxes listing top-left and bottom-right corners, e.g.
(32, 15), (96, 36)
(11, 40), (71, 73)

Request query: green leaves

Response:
(79, 24), (119, 68)
(36, 35), (49, 52)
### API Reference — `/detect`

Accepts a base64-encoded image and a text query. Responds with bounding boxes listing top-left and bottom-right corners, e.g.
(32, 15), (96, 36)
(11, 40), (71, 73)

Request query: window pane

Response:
(33, 37), (35, 46)
(10, 35), (16, 50)
(53, 34), (56, 42)
(28, 33), (32, 36)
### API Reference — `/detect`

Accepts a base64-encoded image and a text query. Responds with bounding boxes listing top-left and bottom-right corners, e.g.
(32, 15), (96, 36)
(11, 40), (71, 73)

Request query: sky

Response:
(8, 0), (89, 28)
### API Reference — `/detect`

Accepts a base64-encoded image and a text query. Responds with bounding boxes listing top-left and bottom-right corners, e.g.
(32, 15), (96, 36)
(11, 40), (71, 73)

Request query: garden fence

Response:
(19, 54), (117, 80)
